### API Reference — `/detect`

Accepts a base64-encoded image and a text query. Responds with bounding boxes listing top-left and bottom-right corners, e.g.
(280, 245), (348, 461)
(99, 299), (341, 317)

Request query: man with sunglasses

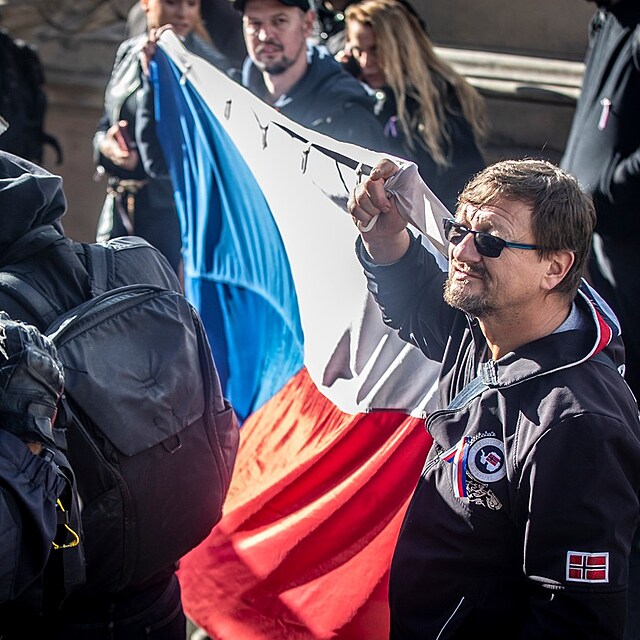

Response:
(349, 157), (640, 639)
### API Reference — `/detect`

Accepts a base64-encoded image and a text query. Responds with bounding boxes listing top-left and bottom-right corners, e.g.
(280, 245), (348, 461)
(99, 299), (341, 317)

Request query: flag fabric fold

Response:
(178, 369), (428, 639)
(152, 31), (445, 639)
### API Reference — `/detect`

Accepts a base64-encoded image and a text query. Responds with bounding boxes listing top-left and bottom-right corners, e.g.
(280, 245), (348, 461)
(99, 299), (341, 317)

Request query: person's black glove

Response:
(0, 312), (64, 447)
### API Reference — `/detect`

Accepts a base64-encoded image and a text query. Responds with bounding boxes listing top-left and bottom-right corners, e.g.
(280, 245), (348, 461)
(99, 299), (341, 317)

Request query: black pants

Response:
(49, 572), (186, 640)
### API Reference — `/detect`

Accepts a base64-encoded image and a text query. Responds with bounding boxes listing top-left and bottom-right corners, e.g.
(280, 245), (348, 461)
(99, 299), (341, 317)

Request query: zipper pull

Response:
(598, 97), (611, 131)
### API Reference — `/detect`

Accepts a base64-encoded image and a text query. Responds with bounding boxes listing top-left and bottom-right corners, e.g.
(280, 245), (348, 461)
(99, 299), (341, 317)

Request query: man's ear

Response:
(140, 0), (150, 12)
(543, 250), (575, 292)
(303, 9), (316, 36)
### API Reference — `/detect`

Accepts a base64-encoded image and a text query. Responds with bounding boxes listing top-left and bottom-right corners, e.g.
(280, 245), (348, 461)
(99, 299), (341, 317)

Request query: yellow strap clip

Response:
(52, 498), (80, 550)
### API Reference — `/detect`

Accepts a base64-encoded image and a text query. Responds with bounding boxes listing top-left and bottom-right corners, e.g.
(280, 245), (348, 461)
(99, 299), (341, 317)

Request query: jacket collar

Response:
(476, 280), (622, 388)
(241, 44), (368, 109)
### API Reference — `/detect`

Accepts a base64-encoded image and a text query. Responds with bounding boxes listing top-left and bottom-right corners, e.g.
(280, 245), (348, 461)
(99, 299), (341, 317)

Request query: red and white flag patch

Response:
(566, 551), (609, 583)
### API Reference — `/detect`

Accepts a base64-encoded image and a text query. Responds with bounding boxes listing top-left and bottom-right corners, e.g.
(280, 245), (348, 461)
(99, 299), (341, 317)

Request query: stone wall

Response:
(420, 0), (594, 163)
(2, 2), (126, 241)
(422, 0), (593, 60)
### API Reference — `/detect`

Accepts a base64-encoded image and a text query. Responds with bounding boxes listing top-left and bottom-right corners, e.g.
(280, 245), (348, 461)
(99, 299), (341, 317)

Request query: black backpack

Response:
(0, 232), (239, 595)
(0, 29), (62, 164)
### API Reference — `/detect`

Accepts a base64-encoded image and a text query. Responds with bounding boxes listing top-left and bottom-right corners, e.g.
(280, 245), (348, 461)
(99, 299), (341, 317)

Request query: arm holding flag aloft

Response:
(349, 158), (455, 363)
(348, 159), (411, 265)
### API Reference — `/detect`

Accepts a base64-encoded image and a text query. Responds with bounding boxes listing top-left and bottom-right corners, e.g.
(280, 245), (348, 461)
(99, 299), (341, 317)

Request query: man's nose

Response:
(257, 23), (275, 41)
(451, 232), (482, 262)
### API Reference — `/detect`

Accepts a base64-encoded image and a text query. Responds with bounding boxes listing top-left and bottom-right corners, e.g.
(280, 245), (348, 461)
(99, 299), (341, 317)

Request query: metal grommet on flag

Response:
(179, 62), (192, 86)
(301, 144), (311, 174)
(254, 115), (269, 149)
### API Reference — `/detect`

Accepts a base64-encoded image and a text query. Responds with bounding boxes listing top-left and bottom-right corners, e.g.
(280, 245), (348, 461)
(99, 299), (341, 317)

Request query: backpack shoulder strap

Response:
(0, 227), (112, 327)
(0, 271), (59, 327)
(82, 243), (113, 297)
(0, 226), (68, 326)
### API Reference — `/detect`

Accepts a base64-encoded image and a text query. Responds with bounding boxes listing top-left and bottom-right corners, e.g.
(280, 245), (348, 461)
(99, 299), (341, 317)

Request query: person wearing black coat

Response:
(0, 150), (189, 638)
(94, 0), (231, 276)
(0, 313), (71, 633)
(349, 157), (640, 640)
(343, 0), (487, 213)
(561, 5), (640, 639)
(561, 0), (640, 401)
(236, 0), (394, 153)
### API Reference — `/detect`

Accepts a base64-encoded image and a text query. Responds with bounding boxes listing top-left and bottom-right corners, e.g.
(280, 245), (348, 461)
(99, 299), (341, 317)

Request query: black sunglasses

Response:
(442, 218), (540, 259)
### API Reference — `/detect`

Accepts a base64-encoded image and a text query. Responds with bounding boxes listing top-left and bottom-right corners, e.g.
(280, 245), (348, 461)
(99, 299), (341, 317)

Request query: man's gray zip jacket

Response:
(241, 44), (393, 152)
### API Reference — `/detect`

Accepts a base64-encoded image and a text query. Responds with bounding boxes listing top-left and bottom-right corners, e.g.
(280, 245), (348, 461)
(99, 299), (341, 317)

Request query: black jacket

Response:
(561, 1), (640, 239)
(0, 431), (67, 605)
(314, 4), (348, 55)
(93, 33), (229, 271)
(242, 44), (393, 152)
(560, 0), (640, 398)
(358, 232), (640, 639)
(0, 151), (181, 625)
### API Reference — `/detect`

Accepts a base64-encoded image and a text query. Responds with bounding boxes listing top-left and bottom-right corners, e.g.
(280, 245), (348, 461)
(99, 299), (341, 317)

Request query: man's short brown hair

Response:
(457, 159), (596, 298)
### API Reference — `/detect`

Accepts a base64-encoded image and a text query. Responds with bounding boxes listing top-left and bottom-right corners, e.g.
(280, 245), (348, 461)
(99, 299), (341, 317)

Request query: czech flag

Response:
(152, 31), (447, 640)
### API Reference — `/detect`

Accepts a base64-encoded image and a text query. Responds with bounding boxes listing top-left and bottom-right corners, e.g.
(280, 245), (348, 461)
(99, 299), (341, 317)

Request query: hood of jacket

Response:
(0, 151), (66, 252)
(242, 44), (376, 117)
(475, 279), (625, 390)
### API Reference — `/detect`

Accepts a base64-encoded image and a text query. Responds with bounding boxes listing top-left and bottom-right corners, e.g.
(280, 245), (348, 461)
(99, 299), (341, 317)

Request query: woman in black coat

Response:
(343, 0), (488, 212)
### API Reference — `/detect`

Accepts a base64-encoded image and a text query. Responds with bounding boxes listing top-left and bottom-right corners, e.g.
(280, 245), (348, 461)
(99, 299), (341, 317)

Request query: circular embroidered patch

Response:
(467, 437), (506, 483)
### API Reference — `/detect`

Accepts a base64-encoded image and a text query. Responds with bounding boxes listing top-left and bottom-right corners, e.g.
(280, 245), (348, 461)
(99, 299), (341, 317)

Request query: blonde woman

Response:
(344, 0), (488, 211)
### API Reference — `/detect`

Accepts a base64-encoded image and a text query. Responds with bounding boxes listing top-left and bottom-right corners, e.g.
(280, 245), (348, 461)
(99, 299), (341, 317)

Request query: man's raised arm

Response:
(348, 159), (411, 264)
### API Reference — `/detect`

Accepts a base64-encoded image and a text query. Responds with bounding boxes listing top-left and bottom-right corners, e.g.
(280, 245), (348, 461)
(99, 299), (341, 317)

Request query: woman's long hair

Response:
(345, 0), (488, 167)
(193, 15), (214, 45)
